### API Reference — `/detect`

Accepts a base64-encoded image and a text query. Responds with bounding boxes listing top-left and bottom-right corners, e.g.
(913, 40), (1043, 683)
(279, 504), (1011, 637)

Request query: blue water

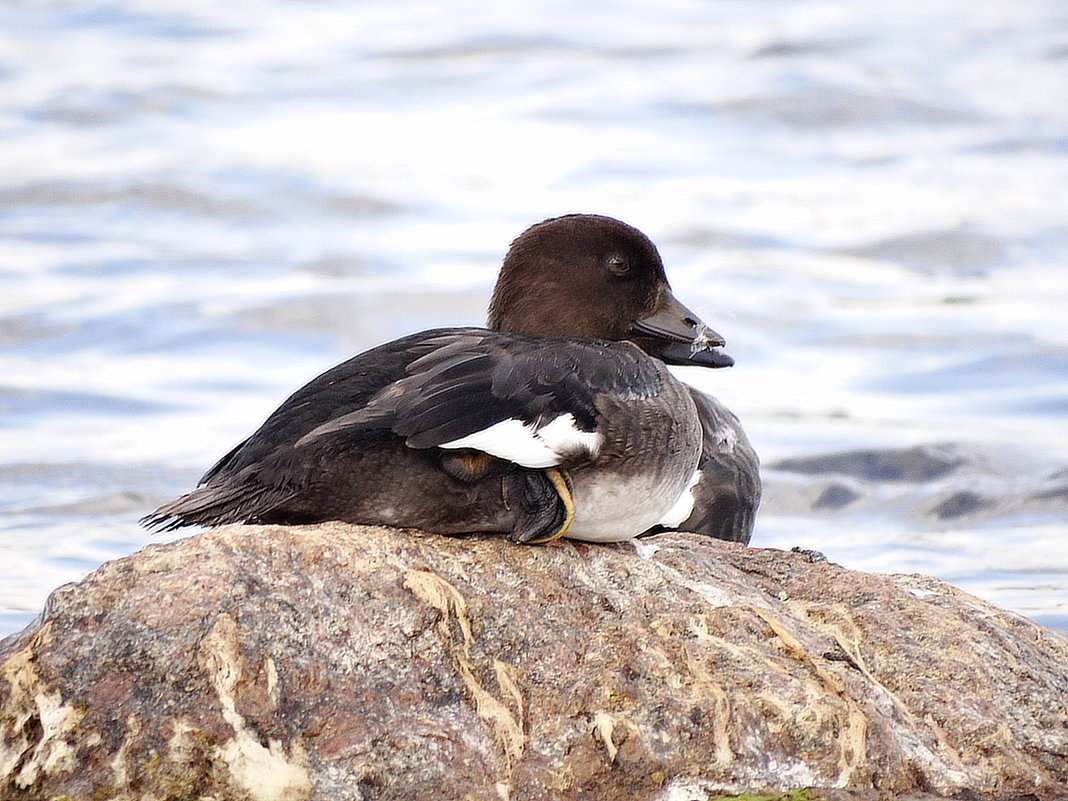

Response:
(2, 0), (1067, 638)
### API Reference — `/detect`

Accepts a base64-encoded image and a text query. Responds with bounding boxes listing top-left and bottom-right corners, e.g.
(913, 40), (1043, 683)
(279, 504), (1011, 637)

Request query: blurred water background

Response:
(1, 0), (1067, 638)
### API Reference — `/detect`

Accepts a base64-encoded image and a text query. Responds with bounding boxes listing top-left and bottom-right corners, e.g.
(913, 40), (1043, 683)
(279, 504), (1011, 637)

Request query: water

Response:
(1, 0), (1067, 638)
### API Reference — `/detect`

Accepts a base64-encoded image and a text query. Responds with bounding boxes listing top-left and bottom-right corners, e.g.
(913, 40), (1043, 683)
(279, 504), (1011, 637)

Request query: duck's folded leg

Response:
(505, 468), (574, 544)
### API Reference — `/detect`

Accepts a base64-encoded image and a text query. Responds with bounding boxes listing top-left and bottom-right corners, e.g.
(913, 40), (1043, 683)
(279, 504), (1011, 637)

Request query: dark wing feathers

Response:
(296, 330), (665, 453)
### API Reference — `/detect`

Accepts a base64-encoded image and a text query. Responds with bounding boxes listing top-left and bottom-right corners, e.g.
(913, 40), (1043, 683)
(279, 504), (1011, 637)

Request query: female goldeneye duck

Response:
(143, 214), (759, 544)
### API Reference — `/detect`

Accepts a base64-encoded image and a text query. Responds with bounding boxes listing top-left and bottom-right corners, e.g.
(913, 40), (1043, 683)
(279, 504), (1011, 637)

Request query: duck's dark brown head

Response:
(487, 214), (734, 368)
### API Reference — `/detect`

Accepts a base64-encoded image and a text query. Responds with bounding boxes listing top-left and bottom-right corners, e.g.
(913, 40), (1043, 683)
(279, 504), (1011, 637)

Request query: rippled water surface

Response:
(2, 0), (1067, 637)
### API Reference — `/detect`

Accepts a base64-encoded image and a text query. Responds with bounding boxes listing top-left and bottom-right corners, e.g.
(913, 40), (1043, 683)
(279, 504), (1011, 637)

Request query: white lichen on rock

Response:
(198, 613), (311, 801)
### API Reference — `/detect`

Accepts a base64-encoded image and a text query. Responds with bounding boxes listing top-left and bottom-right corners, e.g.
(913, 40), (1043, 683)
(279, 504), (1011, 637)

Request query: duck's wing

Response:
(297, 330), (665, 469)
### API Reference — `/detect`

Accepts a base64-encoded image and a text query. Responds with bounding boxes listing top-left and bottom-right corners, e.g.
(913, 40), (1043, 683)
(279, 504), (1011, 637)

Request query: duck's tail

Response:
(140, 478), (296, 532)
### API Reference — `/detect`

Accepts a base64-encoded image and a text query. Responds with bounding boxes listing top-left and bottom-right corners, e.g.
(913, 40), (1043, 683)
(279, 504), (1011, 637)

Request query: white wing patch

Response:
(438, 413), (602, 468)
(656, 468), (702, 529)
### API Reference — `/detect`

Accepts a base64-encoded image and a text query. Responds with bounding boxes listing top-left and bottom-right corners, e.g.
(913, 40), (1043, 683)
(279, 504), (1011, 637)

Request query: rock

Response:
(1, 524), (1066, 801)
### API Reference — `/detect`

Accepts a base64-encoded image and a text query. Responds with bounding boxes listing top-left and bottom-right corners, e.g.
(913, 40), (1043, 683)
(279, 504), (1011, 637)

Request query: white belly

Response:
(565, 467), (694, 542)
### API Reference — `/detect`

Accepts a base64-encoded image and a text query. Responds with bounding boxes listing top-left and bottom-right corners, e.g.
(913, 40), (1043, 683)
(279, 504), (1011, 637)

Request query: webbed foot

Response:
(506, 468), (575, 544)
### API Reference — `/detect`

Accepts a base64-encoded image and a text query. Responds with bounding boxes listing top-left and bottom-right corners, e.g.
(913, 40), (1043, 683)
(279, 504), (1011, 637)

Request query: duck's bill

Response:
(657, 342), (735, 368)
(631, 289), (734, 368)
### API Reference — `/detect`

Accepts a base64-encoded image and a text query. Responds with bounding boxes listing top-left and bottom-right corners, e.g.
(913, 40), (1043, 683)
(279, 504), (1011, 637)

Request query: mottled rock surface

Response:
(1, 524), (1067, 800)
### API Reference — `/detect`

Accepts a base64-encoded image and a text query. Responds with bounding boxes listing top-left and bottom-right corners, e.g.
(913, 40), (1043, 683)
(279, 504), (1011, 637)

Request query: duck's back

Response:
(198, 328), (462, 485)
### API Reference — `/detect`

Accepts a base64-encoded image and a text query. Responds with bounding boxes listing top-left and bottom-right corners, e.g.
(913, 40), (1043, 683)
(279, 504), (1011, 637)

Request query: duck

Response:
(143, 214), (760, 544)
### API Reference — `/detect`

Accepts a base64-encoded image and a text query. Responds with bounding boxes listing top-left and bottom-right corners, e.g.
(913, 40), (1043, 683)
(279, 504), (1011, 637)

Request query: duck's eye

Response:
(605, 254), (630, 276)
